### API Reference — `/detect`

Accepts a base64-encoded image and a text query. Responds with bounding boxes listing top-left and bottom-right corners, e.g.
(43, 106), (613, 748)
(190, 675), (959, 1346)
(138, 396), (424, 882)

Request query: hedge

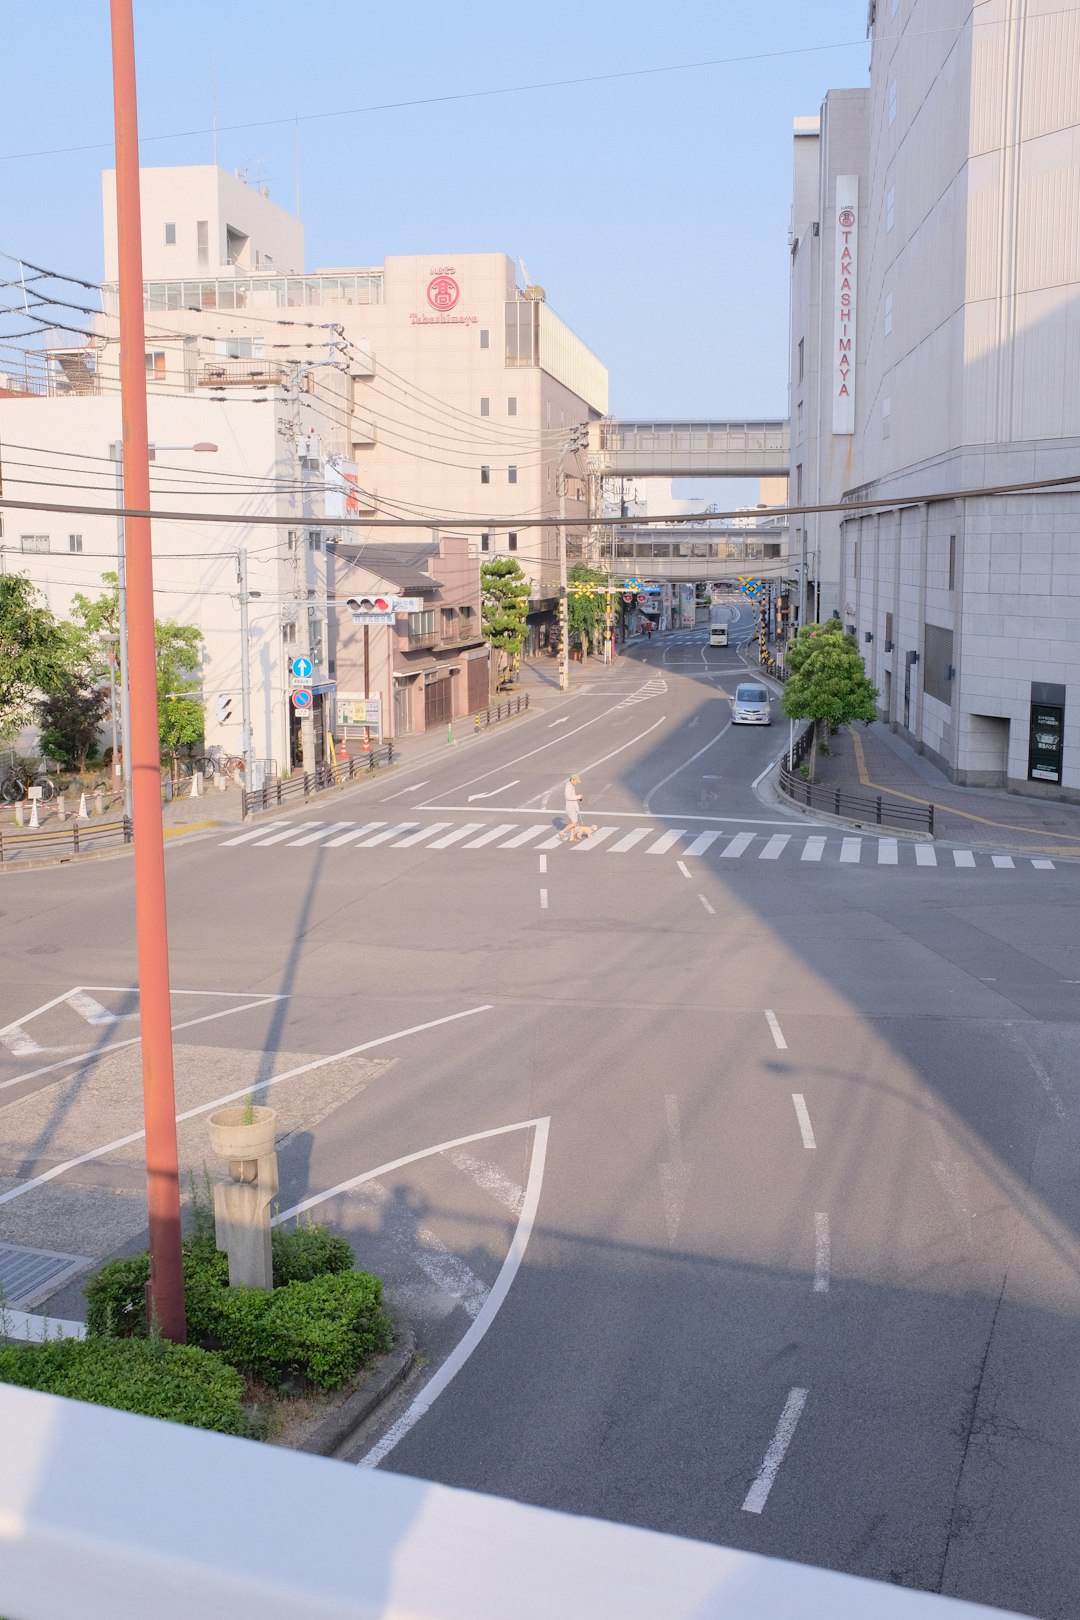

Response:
(0, 1336), (248, 1434)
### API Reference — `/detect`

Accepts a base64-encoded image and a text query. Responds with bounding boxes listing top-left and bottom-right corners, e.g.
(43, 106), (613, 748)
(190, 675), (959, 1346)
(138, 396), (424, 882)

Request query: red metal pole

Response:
(109, 0), (186, 1341)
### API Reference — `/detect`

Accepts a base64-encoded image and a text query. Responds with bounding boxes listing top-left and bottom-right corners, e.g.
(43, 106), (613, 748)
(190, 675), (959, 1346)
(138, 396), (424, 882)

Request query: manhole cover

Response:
(0, 1242), (90, 1310)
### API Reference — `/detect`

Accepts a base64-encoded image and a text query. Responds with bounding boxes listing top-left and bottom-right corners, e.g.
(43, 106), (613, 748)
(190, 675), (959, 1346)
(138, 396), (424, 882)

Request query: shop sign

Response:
(1028, 703), (1064, 784)
(410, 266), (477, 327)
(833, 175), (859, 435)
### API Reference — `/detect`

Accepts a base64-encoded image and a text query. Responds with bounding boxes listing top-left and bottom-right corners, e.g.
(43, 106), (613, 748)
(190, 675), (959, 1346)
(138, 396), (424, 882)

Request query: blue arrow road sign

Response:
(291, 688), (313, 710)
(291, 656), (313, 679)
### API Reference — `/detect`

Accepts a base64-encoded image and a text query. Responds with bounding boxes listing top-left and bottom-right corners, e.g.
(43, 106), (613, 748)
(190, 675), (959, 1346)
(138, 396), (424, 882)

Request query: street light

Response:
(109, 441), (218, 817)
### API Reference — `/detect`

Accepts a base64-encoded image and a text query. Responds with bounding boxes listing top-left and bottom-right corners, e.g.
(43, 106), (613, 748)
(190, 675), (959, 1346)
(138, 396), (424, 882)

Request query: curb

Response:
(297, 1319), (416, 1459)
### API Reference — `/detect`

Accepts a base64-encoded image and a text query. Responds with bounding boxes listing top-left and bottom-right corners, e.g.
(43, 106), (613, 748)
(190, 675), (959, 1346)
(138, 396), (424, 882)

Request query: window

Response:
(948, 533), (957, 591)
(20, 534), (49, 553)
(797, 338), (804, 383)
(884, 290), (893, 335)
(68, 533), (83, 553)
(888, 78), (897, 126)
(507, 396), (517, 416)
(145, 351), (166, 378)
(441, 607), (457, 638)
(797, 400), (803, 436)
(164, 222), (176, 245)
(508, 532), (518, 552)
(795, 463), (803, 502)
(287, 530), (298, 551)
(886, 185), (895, 232)
(459, 605), (474, 633)
(480, 397), (490, 417)
(408, 609), (436, 639)
(196, 219), (209, 269)
(508, 465), (518, 485)
(282, 621), (297, 645)
(308, 531), (323, 552)
(480, 532), (490, 552)
(480, 465), (491, 484)
(479, 329), (490, 349)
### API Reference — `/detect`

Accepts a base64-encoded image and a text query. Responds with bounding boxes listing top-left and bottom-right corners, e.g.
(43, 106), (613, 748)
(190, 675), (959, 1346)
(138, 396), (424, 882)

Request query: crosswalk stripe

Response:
(66, 991), (119, 1025)
(463, 823), (518, 848)
(358, 822), (420, 848)
(992, 854), (1015, 869)
(646, 830), (686, 855)
(537, 829), (569, 849)
(428, 823), (485, 849)
(722, 832), (755, 858)
(953, 849), (976, 867)
(498, 825), (548, 848)
(573, 826), (619, 849)
(609, 827), (653, 853)
(760, 834), (790, 860)
(1, 1027), (43, 1056)
(839, 837), (862, 864)
(287, 821), (354, 847)
(324, 821), (386, 847)
(394, 823), (451, 847)
(252, 821), (323, 847)
(878, 839), (898, 865)
(915, 845), (937, 866)
(1032, 858), (1055, 870)
(683, 831), (722, 858)
(802, 836), (826, 862)
(220, 821), (293, 846)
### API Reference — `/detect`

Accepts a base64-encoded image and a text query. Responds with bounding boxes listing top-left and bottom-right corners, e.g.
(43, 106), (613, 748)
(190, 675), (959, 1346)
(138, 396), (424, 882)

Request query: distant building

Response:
(790, 3), (1080, 798)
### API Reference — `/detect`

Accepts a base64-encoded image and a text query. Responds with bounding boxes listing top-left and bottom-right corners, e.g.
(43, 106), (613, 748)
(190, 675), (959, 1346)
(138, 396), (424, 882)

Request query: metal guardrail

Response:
(778, 728), (934, 834)
(0, 816), (132, 863)
(474, 692), (529, 729)
(241, 744), (395, 818)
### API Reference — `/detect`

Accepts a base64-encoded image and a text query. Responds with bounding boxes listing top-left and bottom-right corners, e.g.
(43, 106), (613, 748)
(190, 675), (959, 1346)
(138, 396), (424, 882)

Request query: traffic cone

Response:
(28, 798), (39, 829)
(78, 792), (90, 820)
(190, 770), (201, 798)
(361, 729), (371, 754)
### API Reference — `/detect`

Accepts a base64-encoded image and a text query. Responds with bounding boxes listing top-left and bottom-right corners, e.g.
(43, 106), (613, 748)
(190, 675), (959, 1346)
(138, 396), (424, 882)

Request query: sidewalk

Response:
(808, 722), (1080, 856)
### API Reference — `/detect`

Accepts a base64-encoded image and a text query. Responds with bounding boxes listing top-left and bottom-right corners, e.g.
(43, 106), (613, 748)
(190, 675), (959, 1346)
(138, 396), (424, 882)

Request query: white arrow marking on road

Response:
(381, 780), (430, 801)
(548, 717), (570, 728)
(467, 780), (521, 801)
(742, 1387), (809, 1514)
(659, 1094), (693, 1244)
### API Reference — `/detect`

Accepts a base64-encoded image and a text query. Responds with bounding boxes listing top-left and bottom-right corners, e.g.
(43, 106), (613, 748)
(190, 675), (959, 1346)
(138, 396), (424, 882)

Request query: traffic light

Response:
(215, 694), (233, 725)
(345, 595), (391, 613)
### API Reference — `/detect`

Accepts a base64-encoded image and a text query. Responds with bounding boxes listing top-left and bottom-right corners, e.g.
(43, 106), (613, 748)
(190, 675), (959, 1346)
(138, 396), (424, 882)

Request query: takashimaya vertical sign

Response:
(832, 175), (859, 435)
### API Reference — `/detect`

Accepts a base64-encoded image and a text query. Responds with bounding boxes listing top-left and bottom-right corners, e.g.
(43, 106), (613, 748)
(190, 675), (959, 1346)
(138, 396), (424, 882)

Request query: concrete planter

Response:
(208, 1104), (277, 1162)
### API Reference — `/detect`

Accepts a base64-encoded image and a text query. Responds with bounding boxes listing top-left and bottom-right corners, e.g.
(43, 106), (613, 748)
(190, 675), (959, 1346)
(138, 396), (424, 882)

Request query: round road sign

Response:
(291, 656), (313, 679)
(291, 688), (313, 710)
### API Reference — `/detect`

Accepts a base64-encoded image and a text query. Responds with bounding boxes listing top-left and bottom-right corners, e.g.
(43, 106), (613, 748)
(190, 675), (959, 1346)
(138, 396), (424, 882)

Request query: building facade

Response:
(791, 0), (1080, 797)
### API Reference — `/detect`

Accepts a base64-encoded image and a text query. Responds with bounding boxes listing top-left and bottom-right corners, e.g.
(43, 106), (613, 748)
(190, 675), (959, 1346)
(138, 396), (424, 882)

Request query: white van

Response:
(709, 623), (729, 647)
(731, 682), (772, 725)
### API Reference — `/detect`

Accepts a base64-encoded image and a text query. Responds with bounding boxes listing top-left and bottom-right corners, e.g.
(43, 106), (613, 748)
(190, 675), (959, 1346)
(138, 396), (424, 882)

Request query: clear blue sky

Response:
(2, 1), (869, 423)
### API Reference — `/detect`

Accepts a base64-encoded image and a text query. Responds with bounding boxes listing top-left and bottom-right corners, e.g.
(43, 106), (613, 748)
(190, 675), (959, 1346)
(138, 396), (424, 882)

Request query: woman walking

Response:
(559, 775), (583, 843)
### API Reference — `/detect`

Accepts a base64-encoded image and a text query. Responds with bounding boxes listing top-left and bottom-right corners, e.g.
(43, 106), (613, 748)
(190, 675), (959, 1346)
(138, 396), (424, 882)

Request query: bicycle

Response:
(0, 764), (56, 804)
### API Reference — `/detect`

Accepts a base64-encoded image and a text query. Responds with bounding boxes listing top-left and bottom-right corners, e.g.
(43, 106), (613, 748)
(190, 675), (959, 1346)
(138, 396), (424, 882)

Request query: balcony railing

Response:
(198, 359), (289, 388)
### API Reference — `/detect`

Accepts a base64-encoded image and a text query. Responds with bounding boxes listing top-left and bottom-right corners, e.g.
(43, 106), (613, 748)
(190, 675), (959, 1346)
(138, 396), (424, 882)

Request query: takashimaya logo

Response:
(426, 275), (460, 311)
(838, 207), (856, 228)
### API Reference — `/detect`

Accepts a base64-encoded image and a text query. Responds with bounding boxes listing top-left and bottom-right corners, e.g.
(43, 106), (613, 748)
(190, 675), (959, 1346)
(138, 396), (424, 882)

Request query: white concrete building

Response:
(791, 0), (1080, 798)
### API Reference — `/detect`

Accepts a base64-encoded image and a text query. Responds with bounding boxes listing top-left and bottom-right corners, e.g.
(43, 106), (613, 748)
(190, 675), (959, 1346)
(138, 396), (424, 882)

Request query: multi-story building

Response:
(790, 2), (1080, 798)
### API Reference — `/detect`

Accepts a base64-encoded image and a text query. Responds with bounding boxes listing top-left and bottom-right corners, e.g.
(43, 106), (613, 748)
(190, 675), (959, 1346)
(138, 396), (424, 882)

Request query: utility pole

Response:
(110, 444), (134, 819)
(109, 0), (185, 1342)
(237, 547), (254, 790)
(558, 472), (569, 693)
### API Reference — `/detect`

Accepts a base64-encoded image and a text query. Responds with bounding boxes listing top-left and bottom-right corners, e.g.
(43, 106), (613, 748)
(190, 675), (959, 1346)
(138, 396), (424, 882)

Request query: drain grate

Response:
(0, 1242), (90, 1310)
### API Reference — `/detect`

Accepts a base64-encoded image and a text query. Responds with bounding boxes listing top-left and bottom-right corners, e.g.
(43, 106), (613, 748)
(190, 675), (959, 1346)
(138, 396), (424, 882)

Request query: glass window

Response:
(164, 222), (176, 245)
(480, 397), (490, 416)
(196, 220), (209, 269)
(508, 533), (518, 552)
(797, 338), (804, 383)
(68, 533), (83, 553)
(20, 535), (49, 553)
(481, 466), (490, 484)
(441, 607), (456, 635)
(480, 533), (490, 552)
(145, 351), (166, 378)
(507, 396), (517, 416)
(480, 329), (490, 349)
(508, 465), (518, 485)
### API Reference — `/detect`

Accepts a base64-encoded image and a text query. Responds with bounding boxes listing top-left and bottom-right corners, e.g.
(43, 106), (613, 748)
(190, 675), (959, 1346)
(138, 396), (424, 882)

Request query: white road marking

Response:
(286, 821), (355, 846)
(573, 826), (618, 849)
(1032, 858), (1055, 869)
(427, 823), (484, 849)
(357, 1118), (551, 1468)
(537, 829), (568, 849)
(801, 836), (826, 862)
(0, 1005), (494, 1205)
(760, 834), (790, 861)
(610, 827), (654, 853)
(357, 822), (420, 847)
(722, 832), (755, 858)
(548, 717), (569, 728)
(741, 1388), (809, 1514)
(676, 860), (692, 879)
(463, 823), (517, 848)
(423, 806), (805, 824)
(393, 823), (451, 847)
(467, 781), (521, 802)
(642, 720), (731, 812)
(448, 708), (615, 796)
(814, 1213), (831, 1293)
(1011, 1032), (1067, 1122)
(323, 821), (385, 847)
(659, 1093), (693, 1243)
(380, 780), (430, 801)
(764, 1009), (787, 1050)
(1, 1027), (43, 1057)
(698, 894), (716, 914)
(569, 715), (668, 782)
(498, 825), (547, 848)
(252, 821), (324, 847)
(953, 849), (976, 867)
(877, 838), (899, 865)
(539, 888), (549, 909)
(915, 844), (937, 866)
(992, 854), (1015, 869)
(539, 854), (547, 874)
(839, 837), (862, 863)
(751, 749), (786, 791)
(792, 1094), (816, 1149)
(646, 830), (686, 855)
(65, 991), (120, 1026)
(442, 1147), (524, 1215)
(683, 831), (722, 858)
(219, 821), (293, 846)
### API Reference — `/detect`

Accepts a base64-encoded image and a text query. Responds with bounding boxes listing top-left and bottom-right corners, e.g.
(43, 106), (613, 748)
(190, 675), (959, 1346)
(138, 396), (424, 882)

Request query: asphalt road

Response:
(2, 618), (1079, 1618)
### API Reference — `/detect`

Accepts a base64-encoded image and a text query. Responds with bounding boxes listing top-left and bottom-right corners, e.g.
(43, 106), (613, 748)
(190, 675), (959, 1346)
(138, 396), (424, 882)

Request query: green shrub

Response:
(212, 1271), (393, 1390)
(0, 1336), (247, 1434)
(84, 1252), (151, 1338)
(271, 1224), (354, 1285)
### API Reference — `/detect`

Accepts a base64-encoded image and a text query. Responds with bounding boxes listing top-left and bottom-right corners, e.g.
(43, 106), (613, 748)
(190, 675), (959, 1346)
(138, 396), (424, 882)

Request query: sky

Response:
(1, 1), (869, 438)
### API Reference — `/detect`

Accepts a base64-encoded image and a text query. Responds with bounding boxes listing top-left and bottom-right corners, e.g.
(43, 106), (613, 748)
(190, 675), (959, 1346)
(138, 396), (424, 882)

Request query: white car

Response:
(731, 682), (772, 725)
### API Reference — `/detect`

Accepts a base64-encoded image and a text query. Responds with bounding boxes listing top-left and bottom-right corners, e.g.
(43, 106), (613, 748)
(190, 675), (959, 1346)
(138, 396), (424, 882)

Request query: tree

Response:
(0, 574), (70, 739)
(37, 677), (111, 771)
(781, 619), (878, 778)
(567, 563), (607, 664)
(481, 557), (529, 694)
